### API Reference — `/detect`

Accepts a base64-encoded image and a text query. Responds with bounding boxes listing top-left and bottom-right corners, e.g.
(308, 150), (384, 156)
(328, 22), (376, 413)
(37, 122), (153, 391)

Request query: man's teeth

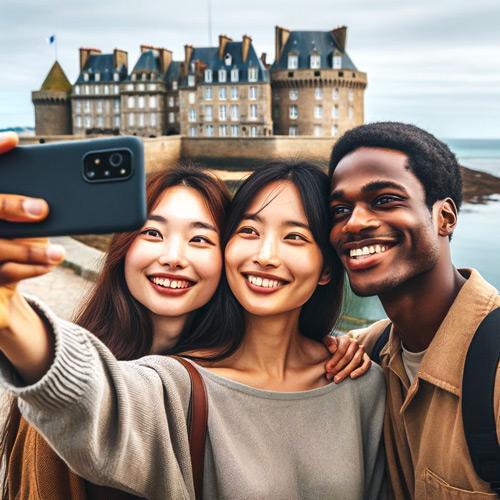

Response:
(246, 275), (282, 289)
(151, 277), (191, 289)
(349, 244), (388, 258)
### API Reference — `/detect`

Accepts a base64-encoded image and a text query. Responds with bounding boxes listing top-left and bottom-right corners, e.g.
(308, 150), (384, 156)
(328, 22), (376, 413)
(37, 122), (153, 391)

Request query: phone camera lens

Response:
(109, 152), (123, 168)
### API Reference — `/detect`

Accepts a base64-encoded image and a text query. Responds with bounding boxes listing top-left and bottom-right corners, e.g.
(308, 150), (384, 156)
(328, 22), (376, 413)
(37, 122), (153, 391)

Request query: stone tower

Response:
(32, 61), (72, 135)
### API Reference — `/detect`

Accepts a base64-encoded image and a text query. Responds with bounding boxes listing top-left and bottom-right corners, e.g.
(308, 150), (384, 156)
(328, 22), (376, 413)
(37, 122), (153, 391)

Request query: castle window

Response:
(332, 105), (339, 119)
(331, 124), (338, 136)
(168, 96), (175, 107)
(248, 86), (257, 100)
(204, 105), (213, 122)
(230, 104), (239, 121)
(348, 106), (354, 119)
(250, 126), (257, 137)
(131, 74), (137, 82)
(138, 113), (145, 127)
(97, 116), (104, 128)
(113, 72), (120, 82)
(172, 80), (178, 90)
(219, 104), (227, 121)
(206, 124), (214, 137)
(204, 69), (213, 83)
(126, 84), (133, 91)
(224, 54), (232, 66)
(289, 125), (298, 136)
(104, 85), (110, 95)
(95, 73), (101, 82)
(313, 125), (323, 137)
(219, 124), (227, 137)
(137, 83), (145, 92)
(310, 53), (321, 69)
(138, 96), (145, 109)
(314, 87), (323, 100)
(95, 85), (100, 95)
(150, 113), (157, 127)
(84, 100), (91, 113)
(289, 105), (298, 119)
(231, 68), (239, 82)
(314, 105), (323, 119)
(168, 112), (175, 123)
(248, 67), (258, 82)
(74, 86), (80, 95)
(204, 87), (213, 100)
(114, 99), (120, 112)
(219, 69), (227, 83)
(141, 73), (147, 82)
(332, 51), (342, 69)
(230, 86), (238, 100)
(249, 104), (258, 120)
(332, 87), (339, 100)
(127, 96), (135, 108)
(188, 108), (196, 122)
(114, 115), (120, 128)
(84, 116), (91, 128)
(348, 90), (354, 102)
(83, 72), (89, 82)
(75, 115), (82, 128)
(188, 92), (196, 104)
(128, 114), (135, 127)
(149, 95), (157, 108)
(75, 101), (82, 112)
(219, 87), (227, 100)
(189, 125), (197, 137)
(289, 89), (299, 101)
(231, 125), (239, 137)
(188, 75), (195, 87)
(148, 84), (157, 91)
(288, 54), (298, 70)
(96, 100), (103, 113)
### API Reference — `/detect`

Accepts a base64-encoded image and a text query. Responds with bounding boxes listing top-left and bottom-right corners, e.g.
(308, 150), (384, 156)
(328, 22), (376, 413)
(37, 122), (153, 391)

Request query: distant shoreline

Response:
(461, 165), (500, 204)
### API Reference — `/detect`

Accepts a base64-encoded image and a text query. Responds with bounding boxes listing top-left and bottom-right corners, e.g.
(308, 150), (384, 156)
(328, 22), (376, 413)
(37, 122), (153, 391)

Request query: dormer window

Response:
(172, 80), (178, 90)
(188, 74), (195, 87)
(224, 54), (232, 66)
(248, 67), (258, 82)
(231, 68), (239, 83)
(113, 72), (120, 82)
(310, 52), (321, 69)
(95, 72), (101, 82)
(141, 73), (147, 81)
(204, 69), (213, 83)
(218, 69), (227, 83)
(83, 72), (89, 82)
(332, 51), (342, 69)
(287, 54), (298, 70)
(131, 74), (137, 82)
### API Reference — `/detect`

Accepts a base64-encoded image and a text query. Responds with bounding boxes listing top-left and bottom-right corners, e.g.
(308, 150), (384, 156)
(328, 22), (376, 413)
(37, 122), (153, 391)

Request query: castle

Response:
(33, 26), (367, 139)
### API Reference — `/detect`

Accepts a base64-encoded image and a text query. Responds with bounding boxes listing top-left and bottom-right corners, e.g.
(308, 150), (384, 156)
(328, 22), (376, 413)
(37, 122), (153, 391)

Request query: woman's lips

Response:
(243, 273), (286, 295)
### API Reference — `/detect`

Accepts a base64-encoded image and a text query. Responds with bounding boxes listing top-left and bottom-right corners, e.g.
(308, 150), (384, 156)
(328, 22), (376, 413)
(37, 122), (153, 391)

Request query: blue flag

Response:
(47, 34), (56, 45)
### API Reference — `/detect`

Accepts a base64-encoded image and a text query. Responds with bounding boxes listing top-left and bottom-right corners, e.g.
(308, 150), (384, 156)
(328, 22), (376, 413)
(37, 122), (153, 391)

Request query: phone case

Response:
(0, 136), (146, 238)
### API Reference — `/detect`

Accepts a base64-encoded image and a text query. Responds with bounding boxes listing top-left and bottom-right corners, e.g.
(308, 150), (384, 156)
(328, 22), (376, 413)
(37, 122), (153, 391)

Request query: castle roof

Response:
(76, 54), (127, 83)
(131, 50), (161, 75)
(40, 61), (72, 92)
(164, 60), (182, 83)
(272, 30), (357, 71)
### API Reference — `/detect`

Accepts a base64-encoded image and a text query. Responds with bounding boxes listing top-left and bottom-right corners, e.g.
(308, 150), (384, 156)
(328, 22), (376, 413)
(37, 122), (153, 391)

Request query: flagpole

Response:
(208, 0), (212, 45)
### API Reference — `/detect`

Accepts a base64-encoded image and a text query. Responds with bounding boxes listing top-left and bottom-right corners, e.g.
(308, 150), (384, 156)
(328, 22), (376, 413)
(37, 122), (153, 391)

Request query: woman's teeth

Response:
(349, 244), (388, 259)
(151, 277), (191, 289)
(246, 275), (282, 289)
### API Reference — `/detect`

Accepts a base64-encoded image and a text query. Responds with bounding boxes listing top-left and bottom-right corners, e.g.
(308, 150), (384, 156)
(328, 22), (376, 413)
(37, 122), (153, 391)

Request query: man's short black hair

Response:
(329, 122), (463, 210)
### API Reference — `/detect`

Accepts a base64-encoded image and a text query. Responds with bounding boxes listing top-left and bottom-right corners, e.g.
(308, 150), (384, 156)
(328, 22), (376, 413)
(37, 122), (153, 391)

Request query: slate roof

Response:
(40, 61), (72, 92)
(272, 31), (357, 71)
(76, 54), (128, 83)
(180, 41), (269, 87)
(164, 60), (182, 83)
(131, 50), (161, 75)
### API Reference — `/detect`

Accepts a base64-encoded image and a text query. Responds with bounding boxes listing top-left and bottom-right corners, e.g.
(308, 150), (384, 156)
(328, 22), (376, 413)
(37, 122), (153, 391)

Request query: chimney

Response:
(274, 26), (290, 62)
(79, 47), (101, 71)
(331, 26), (347, 52)
(140, 44), (154, 53)
(184, 44), (194, 66)
(260, 52), (268, 67)
(113, 49), (128, 70)
(242, 35), (252, 63)
(158, 48), (173, 74)
(218, 34), (232, 59)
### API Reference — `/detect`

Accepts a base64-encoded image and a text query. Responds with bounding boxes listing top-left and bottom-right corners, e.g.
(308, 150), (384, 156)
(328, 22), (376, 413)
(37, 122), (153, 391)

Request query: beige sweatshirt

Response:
(0, 298), (387, 500)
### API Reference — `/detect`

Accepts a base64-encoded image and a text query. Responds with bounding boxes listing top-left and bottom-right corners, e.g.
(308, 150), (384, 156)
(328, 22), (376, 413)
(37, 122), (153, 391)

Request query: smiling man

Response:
(328, 122), (499, 498)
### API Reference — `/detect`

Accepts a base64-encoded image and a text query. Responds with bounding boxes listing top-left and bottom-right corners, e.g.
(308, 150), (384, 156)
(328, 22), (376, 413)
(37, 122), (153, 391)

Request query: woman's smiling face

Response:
(224, 180), (330, 319)
(124, 185), (222, 322)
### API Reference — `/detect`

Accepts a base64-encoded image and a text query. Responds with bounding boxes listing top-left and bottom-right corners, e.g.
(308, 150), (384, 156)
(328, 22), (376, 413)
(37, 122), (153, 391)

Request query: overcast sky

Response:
(2, 0), (499, 138)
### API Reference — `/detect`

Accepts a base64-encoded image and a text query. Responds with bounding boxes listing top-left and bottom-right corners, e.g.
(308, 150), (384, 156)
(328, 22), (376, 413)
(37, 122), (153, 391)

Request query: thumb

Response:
(0, 132), (19, 155)
(323, 335), (338, 353)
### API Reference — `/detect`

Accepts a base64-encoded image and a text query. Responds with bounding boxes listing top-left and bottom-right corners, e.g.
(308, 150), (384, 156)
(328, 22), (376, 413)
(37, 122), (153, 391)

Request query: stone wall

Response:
(143, 135), (182, 172)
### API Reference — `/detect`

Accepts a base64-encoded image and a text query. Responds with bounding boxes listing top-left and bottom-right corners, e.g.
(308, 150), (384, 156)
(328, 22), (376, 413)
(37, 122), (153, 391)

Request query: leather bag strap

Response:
(172, 356), (208, 500)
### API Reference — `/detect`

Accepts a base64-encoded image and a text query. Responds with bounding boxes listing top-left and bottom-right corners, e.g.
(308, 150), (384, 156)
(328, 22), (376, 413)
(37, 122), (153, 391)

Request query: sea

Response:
(341, 138), (500, 329)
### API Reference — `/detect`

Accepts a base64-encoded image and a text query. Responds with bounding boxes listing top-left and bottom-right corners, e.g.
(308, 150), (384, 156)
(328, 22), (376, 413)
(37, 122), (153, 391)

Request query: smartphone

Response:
(0, 136), (146, 238)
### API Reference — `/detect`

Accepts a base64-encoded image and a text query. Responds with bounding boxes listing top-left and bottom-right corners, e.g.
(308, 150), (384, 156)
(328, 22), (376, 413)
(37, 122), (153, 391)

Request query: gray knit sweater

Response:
(0, 299), (386, 500)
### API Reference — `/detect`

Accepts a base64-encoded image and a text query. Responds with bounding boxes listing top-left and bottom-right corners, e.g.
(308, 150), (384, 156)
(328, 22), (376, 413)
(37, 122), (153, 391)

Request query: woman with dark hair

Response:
(0, 151), (383, 498)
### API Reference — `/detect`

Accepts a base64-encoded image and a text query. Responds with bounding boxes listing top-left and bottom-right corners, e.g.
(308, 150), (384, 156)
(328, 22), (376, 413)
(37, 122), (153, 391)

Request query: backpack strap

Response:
(462, 307), (500, 495)
(371, 322), (392, 365)
(172, 356), (208, 500)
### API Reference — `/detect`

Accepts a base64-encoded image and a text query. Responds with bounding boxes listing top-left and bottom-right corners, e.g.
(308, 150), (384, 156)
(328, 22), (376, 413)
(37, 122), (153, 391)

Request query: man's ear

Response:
(434, 197), (458, 237)
(318, 266), (332, 286)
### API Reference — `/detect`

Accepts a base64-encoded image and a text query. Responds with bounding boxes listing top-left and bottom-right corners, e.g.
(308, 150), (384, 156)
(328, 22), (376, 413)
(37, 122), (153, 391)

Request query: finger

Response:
(334, 348), (366, 383)
(0, 132), (18, 154)
(0, 262), (55, 285)
(350, 354), (372, 379)
(325, 336), (352, 373)
(329, 341), (359, 377)
(0, 240), (64, 266)
(0, 194), (50, 222)
(323, 335), (338, 353)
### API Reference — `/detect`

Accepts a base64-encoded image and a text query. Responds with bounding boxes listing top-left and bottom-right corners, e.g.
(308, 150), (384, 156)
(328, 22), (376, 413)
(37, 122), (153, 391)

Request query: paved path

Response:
(19, 265), (93, 320)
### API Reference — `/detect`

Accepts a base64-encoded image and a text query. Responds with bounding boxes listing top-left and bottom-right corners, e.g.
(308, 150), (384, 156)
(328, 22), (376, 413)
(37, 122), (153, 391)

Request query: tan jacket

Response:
(354, 269), (499, 499)
(8, 417), (141, 499)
